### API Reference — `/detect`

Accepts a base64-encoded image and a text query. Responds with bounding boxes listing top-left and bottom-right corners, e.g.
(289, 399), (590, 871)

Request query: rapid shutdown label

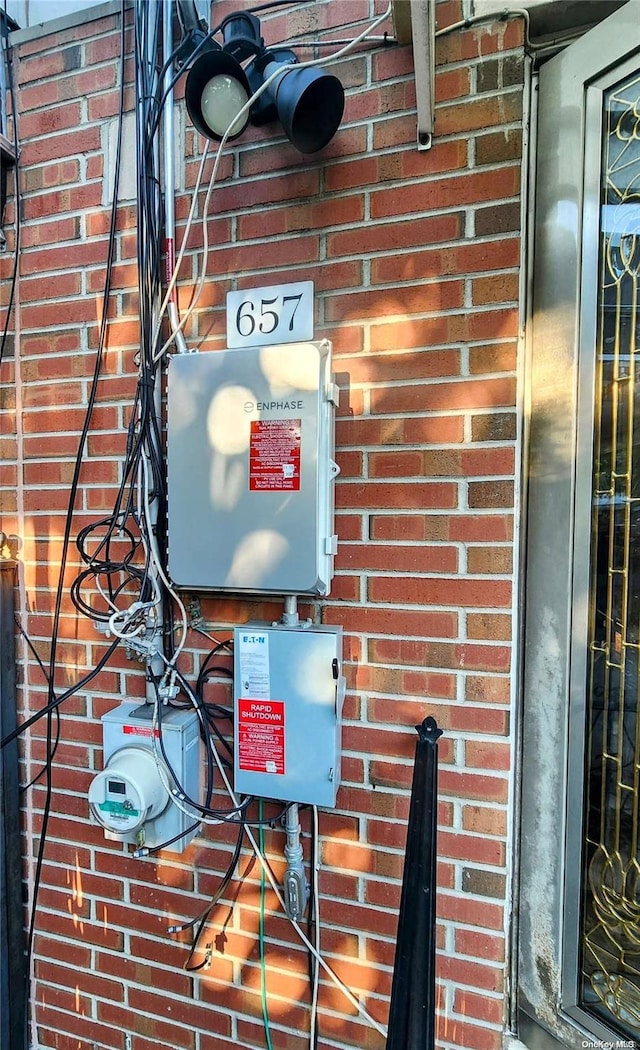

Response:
(249, 419), (301, 491)
(238, 699), (285, 775)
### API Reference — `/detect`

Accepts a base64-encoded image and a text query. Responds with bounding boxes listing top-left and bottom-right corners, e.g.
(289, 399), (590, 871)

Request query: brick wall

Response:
(0, 1), (524, 1048)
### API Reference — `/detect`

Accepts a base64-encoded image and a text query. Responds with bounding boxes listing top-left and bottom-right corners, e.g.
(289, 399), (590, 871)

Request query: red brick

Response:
(339, 542), (458, 574)
(437, 1016), (502, 1050)
(439, 769), (509, 803)
(22, 159), (81, 191)
(19, 102), (83, 140)
(368, 576), (511, 607)
(370, 311), (520, 352)
(370, 167), (521, 220)
(336, 480), (458, 510)
(22, 183), (103, 221)
(239, 125), (368, 178)
(472, 272), (520, 305)
(462, 805), (508, 837)
(371, 237), (520, 285)
(454, 988), (504, 1027)
(326, 280), (464, 321)
(436, 91), (522, 136)
(18, 272), (82, 302)
(20, 217), (81, 248)
(449, 514), (513, 542)
(12, 5), (526, 1047)
(368, 514), (430, 541)
(36, 1007), (124, 1050)
(335, 513), (364, 541)
(18, 47), (81, 85)
(20, 127), (101, 166)
(327, 211), (463, 258)
(327, 605), (461, 639)
(337, 414), (464, 446)
(370, 376), (516, 414)
(239, 193), (364, 239)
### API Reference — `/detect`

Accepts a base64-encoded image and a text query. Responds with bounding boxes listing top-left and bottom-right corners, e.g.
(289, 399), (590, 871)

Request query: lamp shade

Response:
(185, 47), (252, 141)
(261, 60), (345, 154)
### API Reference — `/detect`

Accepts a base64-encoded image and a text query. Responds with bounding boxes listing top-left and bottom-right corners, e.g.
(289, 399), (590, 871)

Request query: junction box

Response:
(166, 340), (338, 596)
(233, 622), (344, 807)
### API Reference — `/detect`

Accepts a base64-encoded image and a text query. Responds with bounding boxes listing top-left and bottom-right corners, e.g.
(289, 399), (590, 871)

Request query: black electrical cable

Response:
(23, 6), (127, 994)
(195, 643), (235, 762)
(153, 677), (249, 822)
(179, 820), (245, 972)
(153, 674), (291, 827)
(0, 633), (121, 747)
(202, 709), (233, 760)
(133, 819), (202, 858)
(146, 25), (221, 144)
(196, 638), (234, 693)
(13, 615), (62, 792)
(70, 0), (178, 656)
(0, 13), (20, 366)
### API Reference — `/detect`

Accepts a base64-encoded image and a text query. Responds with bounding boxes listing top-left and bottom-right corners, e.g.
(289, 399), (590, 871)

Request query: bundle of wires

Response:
(69, 1), (170, 659)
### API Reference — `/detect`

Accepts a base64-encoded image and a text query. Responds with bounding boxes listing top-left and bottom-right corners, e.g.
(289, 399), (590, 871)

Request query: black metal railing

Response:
(0, 559), (27, 1050)
(386, 715), (442, 1050)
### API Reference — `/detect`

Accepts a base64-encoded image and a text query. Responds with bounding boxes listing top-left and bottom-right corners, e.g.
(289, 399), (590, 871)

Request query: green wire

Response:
(258, 800), (274, 1050)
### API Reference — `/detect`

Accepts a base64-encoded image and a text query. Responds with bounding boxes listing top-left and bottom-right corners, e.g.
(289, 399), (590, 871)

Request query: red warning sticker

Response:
(123, 724), (159, 738)
(238, 699), (285, 775)
(249, 419), (301, 492)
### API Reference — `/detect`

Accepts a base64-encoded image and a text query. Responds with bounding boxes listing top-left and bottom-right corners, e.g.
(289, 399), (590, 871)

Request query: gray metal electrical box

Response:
(233, 623), (344, 807)
(89, 701), (202, 853)
(167, 341), (338, 595)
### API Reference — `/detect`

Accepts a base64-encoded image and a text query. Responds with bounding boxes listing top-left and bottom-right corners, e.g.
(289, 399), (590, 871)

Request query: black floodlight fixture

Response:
(248, 49), (345, 155)
(185, 13), (262, 142)
(185, 44), (252, 141)
(183, 12), (345, 154)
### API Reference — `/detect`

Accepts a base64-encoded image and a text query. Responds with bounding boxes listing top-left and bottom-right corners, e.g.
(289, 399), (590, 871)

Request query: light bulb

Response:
(200, 74), (250, 139)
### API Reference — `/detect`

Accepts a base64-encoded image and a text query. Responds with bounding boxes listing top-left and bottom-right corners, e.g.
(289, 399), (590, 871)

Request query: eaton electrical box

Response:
(233, 623), (344, 807)
(166, 341), (339, 596)
(88, 701), (202, 853)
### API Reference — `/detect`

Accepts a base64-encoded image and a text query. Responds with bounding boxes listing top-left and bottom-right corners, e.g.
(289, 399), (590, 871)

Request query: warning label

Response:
(238, 699), (285, 775)
(123, 724), (159, 738)
(249, 419), (301, 492)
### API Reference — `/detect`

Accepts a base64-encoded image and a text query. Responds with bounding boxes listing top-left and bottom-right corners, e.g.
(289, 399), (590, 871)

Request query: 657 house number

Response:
(226, 281), (314, 348)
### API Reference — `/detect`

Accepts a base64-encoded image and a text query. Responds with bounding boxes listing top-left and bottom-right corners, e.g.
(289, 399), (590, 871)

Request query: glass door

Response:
(577, 68), (640, 1039)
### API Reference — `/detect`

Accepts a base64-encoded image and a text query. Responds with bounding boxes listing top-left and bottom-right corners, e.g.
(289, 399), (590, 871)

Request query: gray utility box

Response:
(89, 701), (201, 853)
(233, 623), (344, 807)
(167, 342), (338, 596)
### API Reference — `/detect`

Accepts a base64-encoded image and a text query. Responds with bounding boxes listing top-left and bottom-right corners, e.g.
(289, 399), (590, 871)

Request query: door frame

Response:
(518, 4), (640, 1047)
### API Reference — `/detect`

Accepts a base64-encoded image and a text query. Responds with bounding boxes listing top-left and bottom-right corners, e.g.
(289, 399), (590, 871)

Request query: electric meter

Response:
(89, 701), (202, 853)
(88, 747), (168, 836)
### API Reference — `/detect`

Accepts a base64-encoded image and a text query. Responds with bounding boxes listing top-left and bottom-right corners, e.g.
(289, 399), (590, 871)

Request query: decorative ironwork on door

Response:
(583, 69), (640, 1038)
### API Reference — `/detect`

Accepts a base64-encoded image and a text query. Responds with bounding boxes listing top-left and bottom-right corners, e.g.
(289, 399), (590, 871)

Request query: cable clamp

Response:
(157, 681), (179, 702)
